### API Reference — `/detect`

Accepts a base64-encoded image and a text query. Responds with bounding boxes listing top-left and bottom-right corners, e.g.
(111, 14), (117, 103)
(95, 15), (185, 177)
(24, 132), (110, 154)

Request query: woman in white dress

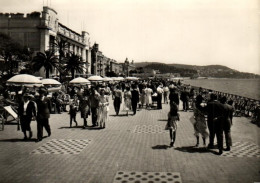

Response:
(124, 87), (132, 116)
(145, 85), (153, 109)
(98, 89), (109, 129)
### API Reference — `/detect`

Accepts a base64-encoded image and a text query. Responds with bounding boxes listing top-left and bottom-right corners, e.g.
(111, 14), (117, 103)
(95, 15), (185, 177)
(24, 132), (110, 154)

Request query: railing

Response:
(181, 84), (260, 122)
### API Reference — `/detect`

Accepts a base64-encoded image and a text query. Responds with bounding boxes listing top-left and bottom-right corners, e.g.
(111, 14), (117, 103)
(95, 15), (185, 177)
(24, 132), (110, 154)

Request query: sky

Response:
(1, 0), (259, 74)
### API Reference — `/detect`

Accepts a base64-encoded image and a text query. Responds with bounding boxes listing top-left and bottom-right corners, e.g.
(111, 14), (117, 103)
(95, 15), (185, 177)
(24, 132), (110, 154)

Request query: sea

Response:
(182, 78), (260, 100)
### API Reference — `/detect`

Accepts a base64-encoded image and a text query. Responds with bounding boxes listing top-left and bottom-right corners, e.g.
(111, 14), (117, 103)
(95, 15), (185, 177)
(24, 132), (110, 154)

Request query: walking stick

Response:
(17, 117), (20, 131)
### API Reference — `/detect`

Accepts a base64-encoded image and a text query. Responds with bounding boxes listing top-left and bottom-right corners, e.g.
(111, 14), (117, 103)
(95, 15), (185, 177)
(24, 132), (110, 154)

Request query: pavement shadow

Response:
(152, 145), (170, 150)
(82, 126), (103, 130)
(109, 114), (127, 117)
(158, 119), (167, 122)
(175, 146), (214, 154)
(0, 138), (37, 142)
(59, 126), (84, 129)
(2, 123), (18, 126)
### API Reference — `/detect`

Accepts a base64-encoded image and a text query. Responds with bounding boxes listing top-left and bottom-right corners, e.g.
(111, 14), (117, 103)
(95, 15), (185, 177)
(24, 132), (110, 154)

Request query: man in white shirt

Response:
(18, 93), (36, 140)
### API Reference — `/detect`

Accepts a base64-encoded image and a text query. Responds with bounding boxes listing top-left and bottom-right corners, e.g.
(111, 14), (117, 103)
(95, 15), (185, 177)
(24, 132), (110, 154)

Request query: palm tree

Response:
(50, 37), (70, 81)
(64, 53), (84, 79)
(32, 50), (59, 78)
(51, 37), (69, 61)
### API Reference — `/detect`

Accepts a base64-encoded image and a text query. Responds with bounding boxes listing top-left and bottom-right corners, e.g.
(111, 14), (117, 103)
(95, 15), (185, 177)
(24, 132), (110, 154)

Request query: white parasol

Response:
(117, 77), (125, 81)
(111, 77), (120, 81)
(125, 77), (139, 81)
(6, 74), (42, 87)
(87, 75), (104, 81)
(103, 77), (113, 82)
(42, 79), (61, 85)
(69, 77), (91, 85)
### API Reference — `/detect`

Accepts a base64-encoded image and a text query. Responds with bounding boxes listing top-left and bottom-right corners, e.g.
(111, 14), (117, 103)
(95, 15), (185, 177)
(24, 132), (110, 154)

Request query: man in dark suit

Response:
(18, 93), (36, 140)
(206, 93), (225, 155)
(220, 97), (234, 151)
(131, 85), (139, 115)
(169, 88), (179, 108)
(89, 87), (100, 127)
(35, 87), (52, 142)
(180, 87), (189, 111)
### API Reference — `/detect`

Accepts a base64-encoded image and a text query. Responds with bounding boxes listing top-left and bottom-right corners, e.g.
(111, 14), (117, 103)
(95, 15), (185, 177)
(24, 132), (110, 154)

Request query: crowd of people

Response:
(1, 78), (260, 156)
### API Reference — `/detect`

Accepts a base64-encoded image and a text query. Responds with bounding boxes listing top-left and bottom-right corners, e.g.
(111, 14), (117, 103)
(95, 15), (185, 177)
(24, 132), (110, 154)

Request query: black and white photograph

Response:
(0, 0), (259, 182)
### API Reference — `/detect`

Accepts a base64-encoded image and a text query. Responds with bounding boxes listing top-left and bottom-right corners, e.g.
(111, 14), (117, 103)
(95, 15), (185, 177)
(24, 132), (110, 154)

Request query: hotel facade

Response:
(0, 6), (135, 78)
(0, 6), (91, 78)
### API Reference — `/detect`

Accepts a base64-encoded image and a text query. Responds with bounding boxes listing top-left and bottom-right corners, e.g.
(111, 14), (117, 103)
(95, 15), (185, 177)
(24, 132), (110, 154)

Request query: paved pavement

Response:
(0, 97), (260, 183)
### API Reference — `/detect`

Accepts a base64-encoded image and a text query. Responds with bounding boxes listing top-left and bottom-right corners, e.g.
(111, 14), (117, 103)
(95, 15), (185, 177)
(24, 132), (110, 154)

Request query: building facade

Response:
(0, 6), (91, 78)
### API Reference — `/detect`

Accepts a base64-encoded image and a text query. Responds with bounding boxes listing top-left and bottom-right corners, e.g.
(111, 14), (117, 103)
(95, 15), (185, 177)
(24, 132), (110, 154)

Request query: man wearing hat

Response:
(35, 87), (52, 142)
(18, 93), (36, 140)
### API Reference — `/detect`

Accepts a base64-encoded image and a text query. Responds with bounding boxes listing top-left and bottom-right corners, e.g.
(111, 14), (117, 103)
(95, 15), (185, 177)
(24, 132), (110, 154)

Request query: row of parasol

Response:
(5, 74), (139, 88)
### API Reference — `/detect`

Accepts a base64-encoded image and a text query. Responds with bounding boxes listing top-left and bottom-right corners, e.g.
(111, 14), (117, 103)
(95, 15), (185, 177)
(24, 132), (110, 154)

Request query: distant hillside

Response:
(143, 63), (197, 77)
(134, 62), (260, 79)
(134, 62), (161, 68)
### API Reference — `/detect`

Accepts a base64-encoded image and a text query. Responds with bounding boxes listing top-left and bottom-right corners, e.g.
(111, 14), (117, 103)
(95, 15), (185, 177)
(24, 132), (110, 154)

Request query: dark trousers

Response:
(56, 102), (61, 113)
(224, 119), (232, 147)
(182, 100), (189, 111)
(70, 115), (77, 127)
(224, 129), (232, 147)
(157, 94), (162, 109)
(214, 118), (224, 151)
(132, 101), (138, 114)
(37, 118), (51, 140)
(20, 115), (32, 132)
(216, 126), (223, 151)
(114, 97), (121, 115)
(208, 120), (215, 146)
(91, 107), (98, 125)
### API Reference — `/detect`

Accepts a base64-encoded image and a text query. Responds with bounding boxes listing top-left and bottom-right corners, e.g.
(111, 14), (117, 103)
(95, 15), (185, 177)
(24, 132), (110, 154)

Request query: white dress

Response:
(145, 88), (153, 105)
(124, 91), (132, 111)
(98, 95), (109, 128)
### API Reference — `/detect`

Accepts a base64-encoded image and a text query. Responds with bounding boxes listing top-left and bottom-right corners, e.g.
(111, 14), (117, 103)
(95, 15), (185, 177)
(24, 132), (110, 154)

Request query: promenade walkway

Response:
(0, 97), (259, 183)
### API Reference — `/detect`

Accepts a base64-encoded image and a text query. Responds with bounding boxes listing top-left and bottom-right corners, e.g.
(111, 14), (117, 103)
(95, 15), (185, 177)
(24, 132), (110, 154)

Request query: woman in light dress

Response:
(163, 85), (169, 104)
(124, 86), (132, 116)
(192, 95), (208, 147)
(166, 102), (180, 147)
(140, 85), (146, 108)
(98, 89), (109, 129)
(145, 85), (153, 109)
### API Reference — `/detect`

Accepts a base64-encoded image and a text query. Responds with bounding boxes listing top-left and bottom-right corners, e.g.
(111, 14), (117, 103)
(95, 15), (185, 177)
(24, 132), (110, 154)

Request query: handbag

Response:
(165, 123), (171, 130)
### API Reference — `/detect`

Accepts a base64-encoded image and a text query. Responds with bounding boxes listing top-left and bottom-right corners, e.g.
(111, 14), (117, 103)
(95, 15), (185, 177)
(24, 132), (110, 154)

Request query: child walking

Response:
(166, 102), (180, 147)
(69, 94), (78, 127)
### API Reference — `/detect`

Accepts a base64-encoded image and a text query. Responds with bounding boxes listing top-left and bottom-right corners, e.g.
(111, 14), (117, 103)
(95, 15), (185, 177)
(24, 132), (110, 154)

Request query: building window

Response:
(49, 35), (55, 51)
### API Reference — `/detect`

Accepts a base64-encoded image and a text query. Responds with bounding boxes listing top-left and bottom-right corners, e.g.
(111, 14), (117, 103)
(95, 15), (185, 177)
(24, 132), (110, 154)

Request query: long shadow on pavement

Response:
(81, 127), (103, 130)
(158, 119), (167, 122)
(175, 146), (215, 154)
(152, 145), (170, 150)
(0, 138), (37, 142)
(59, 126), (84, 129)
(109, 114), (127, 117)
(59, 126), (103, 130)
